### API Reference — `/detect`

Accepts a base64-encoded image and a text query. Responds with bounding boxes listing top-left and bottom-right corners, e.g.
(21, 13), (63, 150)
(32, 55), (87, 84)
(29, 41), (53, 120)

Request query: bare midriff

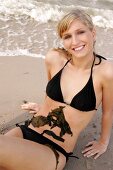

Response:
(29, 96), (96, 153)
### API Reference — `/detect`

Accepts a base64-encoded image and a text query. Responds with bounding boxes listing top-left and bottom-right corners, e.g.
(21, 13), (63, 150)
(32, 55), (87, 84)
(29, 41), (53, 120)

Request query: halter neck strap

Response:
(91, 53), (96, 74)
(62, 58), (71, 69)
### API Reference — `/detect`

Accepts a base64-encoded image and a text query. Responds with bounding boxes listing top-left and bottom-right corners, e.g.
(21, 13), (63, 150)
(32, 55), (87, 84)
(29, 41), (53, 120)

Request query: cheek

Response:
(63, 40), (71, 49)
(89, 37), (94, 47)
(85, 34), (94, 47)
(88, 32), (95, 44)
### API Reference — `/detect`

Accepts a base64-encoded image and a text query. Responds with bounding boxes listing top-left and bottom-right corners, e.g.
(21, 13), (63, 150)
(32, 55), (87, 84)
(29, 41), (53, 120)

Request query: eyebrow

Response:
(62, 33), (71, 37)
(62, 28), (85, 36)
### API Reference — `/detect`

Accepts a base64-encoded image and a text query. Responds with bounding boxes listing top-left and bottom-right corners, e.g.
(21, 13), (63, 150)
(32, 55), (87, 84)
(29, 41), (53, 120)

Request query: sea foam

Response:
(0, 0), (113, 28)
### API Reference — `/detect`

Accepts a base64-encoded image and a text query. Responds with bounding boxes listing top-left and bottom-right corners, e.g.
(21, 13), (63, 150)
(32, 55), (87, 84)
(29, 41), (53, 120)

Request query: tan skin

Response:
(1, 19), (113, 170)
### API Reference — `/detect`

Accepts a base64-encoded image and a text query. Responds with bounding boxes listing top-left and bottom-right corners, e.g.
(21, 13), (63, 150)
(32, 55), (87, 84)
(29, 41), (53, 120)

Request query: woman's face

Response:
(62, 19), (96, 59)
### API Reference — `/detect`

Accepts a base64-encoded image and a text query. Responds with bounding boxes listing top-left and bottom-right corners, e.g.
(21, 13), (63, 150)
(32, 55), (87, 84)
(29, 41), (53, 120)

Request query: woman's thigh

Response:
(4, 127), (23, 138)
(0, 135), (66, 170)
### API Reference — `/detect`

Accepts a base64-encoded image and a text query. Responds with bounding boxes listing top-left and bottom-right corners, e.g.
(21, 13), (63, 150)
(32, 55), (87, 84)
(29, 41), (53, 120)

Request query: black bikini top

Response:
(46, 54), (106, 111)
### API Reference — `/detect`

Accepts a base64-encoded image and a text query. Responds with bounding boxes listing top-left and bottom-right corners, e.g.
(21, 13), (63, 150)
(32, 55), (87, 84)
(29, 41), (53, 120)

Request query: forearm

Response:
(99, 112), (113, 145)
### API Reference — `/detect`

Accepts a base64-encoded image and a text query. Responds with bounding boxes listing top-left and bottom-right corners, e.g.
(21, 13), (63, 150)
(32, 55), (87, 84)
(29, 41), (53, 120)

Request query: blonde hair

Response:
(57, 9), (94, 38)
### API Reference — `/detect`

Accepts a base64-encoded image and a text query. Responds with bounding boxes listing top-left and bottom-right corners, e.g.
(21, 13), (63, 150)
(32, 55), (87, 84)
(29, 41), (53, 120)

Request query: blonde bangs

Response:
(57, 15), (76, 38)
(57, 9), (94, 38)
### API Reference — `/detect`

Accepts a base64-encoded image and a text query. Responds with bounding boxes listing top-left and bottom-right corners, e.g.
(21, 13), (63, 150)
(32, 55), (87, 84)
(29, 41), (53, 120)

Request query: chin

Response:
(71, 49), (92, 59)
(72, 52), (87, 59)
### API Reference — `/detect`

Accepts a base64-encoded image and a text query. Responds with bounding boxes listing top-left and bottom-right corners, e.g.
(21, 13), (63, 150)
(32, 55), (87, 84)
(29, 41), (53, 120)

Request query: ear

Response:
(92, 28), (96, 42)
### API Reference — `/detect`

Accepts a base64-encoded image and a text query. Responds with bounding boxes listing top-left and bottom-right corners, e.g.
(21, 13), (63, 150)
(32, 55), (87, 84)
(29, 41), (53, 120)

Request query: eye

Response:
(63, 35), (71, 40)
(77, 30), (85, 34)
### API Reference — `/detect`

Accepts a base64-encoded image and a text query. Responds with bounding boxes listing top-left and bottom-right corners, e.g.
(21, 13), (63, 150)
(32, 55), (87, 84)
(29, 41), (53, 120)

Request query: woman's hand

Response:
(82, 140), (108, 159)
(21, 101), (40, 114)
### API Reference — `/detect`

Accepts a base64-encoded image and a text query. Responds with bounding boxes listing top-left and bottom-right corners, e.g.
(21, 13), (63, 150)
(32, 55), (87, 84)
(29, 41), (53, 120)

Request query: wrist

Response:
(35, 104), (41, 112)
(99, 138), (109, 146)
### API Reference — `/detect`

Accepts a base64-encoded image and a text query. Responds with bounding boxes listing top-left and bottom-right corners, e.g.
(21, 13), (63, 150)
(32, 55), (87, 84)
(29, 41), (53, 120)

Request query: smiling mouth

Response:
(72, 45), (85, 51)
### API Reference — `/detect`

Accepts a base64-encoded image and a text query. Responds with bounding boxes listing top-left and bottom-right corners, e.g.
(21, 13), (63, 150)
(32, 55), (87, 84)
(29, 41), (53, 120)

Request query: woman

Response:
(1, 9), (113, 170)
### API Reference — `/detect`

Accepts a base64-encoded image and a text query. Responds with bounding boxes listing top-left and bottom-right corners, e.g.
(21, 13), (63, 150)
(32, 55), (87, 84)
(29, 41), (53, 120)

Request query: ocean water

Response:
(0, 0), (113, 58)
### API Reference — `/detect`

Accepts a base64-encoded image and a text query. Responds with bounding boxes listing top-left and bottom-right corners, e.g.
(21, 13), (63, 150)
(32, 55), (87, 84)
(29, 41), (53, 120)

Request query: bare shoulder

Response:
(99, 59), (113, 83)
(45, 48), (67, 68)
(102, 59), (113, 80)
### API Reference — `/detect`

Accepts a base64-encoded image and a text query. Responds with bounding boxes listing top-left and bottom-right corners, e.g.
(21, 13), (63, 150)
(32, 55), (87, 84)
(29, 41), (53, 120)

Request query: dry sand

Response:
(0, 56), (113, 170)
(0, 56), (46, 131)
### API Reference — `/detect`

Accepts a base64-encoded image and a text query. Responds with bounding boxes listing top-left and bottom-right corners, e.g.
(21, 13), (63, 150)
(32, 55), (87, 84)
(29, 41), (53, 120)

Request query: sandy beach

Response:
(0, 53), (113, 170)
(0, 56), (46, 129)
(0, 1), (113, 168)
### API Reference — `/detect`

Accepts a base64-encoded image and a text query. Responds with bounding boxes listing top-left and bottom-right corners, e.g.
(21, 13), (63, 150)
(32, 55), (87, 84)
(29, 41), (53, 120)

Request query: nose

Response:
(71, 35), (80, 45)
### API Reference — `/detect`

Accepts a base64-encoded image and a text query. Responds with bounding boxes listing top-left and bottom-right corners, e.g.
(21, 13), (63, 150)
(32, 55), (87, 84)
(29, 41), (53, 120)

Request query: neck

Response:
(70, 53), (95, 70)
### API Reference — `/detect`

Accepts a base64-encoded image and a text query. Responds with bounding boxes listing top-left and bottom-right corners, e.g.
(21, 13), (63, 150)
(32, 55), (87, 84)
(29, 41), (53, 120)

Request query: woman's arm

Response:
(21, 49), (66, 112)
(45, 48), (66, 81)
(99, 62), (113, 145)
(21, 50), (53, 113)
(82, 61), (113, 159)
(21, 102), (40, 114)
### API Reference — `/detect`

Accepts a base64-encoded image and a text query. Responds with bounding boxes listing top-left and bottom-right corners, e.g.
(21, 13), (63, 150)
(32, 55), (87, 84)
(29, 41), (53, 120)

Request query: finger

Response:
(85, 141), (95, 147)
(21, 103), (29, 107)
(21, 106), (27, 110)
(85, 150), (98, 158)
(83, 149), (94, 157)
(94, 153), (101, 159)
(21, 104), (34, 110)
(86, 152), (95, 158)
(82, 146), (93, 153)
(29, 111), (37, 114)
(21, 105), (29, 110)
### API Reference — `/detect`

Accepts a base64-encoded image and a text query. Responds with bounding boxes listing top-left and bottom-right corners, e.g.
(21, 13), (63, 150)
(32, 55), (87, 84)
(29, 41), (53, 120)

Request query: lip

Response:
(72, 45), (85, 51)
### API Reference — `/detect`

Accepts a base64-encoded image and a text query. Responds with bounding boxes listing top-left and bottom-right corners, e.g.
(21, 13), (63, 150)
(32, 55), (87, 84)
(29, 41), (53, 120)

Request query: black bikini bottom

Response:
(18, 125), (78, 169)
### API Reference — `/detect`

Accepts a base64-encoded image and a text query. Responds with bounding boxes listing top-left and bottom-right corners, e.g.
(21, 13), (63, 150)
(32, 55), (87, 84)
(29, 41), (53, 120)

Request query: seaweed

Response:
(31, 106), (73, 141)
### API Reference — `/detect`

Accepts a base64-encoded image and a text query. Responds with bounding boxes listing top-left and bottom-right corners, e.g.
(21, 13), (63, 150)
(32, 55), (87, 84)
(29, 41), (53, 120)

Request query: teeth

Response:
(73, 45), (84, 51)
